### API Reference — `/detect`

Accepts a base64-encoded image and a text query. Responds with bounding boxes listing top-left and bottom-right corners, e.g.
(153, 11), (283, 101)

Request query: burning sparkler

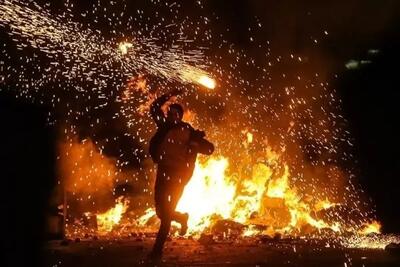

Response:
(0, 0), (212, 88)
(118, 42), (134, 55)
(196, 75), (216, 89)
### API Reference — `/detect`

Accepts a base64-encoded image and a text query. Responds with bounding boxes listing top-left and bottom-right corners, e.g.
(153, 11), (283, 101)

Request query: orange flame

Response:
(137, 208), (157, 226)
(358, 220), (381, 235)
(179, 66), (216, 89)
(96, 197), (129, 235)
(197, 75), (216, 89)
(176, 157), (235, 234)
(171, 133), (342, 236)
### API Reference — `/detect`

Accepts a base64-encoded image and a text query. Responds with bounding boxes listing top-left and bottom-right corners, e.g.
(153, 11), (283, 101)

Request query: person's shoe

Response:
(179, 213), (189, 236)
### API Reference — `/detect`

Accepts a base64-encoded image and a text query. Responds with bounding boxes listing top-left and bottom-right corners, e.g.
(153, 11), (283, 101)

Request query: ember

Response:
(118, 42), (133, 55)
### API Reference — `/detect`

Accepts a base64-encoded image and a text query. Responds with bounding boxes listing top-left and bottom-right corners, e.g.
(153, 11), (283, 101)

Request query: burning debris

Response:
(95, 196), (130, 235)
(58, 134), (400, 251)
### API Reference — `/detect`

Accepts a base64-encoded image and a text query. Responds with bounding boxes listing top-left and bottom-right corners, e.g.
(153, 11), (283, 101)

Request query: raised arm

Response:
(150, 94), (169, 127)
(150, 89), (181, 127)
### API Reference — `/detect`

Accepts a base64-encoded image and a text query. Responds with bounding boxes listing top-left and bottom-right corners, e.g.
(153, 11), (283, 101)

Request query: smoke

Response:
(58, 136), (117, 215)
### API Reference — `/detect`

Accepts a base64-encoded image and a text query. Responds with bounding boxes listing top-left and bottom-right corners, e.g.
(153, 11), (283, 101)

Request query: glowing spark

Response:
(246, 132), (253, 143)
(179, 66), (216, 89)
(342, 234), (400, 249)
(118, 42), (133, 55)
(197, 75), (216, 89)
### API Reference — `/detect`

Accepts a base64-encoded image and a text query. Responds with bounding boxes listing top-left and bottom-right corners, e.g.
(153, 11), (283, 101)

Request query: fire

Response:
(197, 75), (216, 89)
(173, 135), (342, 236)
(137, 208), (157, 226)
(179, 66), (216, 89)
(118, 41), (133, 55)
(358, 220), (382, 235)
(96, 197), (129, 235)
(65, 134), (373, 241)
(266, 166), (289, 199)
(315, 199), (338, 211)
(176, 157), (236, 234)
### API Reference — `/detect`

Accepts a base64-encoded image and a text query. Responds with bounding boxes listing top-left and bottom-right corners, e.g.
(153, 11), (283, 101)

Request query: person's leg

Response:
(169, 182), (189, 235)
(151, 177), (172, 257)
(150, 170), (190, 259)
(151, 216), (171, 257)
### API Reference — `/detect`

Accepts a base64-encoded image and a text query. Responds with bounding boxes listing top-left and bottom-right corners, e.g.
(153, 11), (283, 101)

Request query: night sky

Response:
(1, 1), (400, 266)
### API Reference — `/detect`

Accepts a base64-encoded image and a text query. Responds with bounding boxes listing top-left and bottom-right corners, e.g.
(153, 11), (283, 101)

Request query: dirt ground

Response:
(43, 236), (400, 267)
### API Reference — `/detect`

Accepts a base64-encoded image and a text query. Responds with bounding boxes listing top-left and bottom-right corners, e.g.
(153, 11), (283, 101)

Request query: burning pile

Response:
(60, 132), (382, 242)
(138, 135), (349, 237)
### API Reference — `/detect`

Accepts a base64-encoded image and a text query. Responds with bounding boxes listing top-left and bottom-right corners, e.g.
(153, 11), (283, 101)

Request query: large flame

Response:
(96, 197), (130, 235)
(70, 132), (382, 244)
(174, 136), (342, 236)
(176, 157), (236, 233)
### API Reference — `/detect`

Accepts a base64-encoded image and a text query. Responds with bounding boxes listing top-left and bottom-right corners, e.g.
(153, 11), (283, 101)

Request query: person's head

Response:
(167, 103), (184, 123)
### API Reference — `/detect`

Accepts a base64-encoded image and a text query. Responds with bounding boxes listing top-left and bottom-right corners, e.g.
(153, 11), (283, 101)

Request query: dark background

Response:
(1, 1), (400, 266)
(0, 93), (56, 267)
(338, 34), (400, 233)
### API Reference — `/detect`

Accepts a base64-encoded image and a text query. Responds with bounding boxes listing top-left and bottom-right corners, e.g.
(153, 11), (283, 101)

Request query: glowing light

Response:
(358, 220), (382, 235)
(179, 66), (216, 89)
(197, 75), (216, 89)
(176, 157), (235, 234)
(137, 208), (157, 226)
(246, 132), (253, 143)
(96, 197), (129, 235)
(172, 134), (342, 236)
(118, 42), (133, 55)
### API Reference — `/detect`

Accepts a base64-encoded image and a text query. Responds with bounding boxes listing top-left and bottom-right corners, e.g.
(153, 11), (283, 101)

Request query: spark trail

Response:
(0, 0), (212, 91)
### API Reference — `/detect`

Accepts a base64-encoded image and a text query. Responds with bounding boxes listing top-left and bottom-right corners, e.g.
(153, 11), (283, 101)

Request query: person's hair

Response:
(168, 103), (184, 118)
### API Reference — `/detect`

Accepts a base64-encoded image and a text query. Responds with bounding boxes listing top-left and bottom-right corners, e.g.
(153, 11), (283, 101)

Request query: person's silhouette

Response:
(148, 89), (214, 259)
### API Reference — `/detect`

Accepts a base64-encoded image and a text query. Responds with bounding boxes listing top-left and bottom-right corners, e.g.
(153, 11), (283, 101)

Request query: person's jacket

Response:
(149, 93), (214, 169)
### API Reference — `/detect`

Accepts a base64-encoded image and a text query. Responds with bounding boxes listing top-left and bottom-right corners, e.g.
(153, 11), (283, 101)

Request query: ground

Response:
(43, 235), (400, 267)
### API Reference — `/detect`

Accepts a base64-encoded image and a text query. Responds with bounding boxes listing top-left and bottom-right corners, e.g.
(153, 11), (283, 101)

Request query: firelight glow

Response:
(197, 75), (216, 89)
(96, 197), (129, 235)
(118, 42), (133, 55)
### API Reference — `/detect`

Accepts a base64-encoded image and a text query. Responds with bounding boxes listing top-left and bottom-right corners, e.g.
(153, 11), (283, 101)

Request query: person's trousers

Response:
(152, 168), (189, 253)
